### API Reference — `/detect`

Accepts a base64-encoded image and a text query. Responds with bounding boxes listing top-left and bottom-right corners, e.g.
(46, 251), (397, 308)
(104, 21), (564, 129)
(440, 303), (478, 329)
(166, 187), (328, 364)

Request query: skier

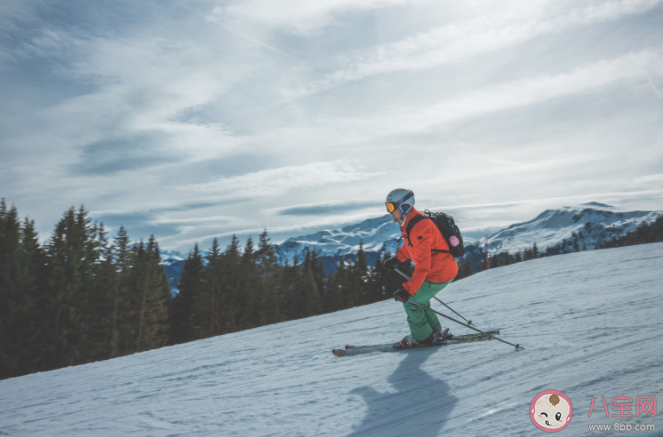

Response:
(383, 189), (459, 349)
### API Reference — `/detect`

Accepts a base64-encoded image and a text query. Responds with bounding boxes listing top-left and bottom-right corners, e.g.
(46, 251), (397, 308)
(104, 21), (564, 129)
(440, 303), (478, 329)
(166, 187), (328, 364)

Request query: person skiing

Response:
(383, 188), (459, 349)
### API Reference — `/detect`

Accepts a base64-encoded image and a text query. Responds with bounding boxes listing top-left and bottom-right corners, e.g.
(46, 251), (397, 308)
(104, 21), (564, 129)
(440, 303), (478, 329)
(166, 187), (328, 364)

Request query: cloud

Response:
(354, 50), (663, 136)
(71, 137), (178, 175)
(1, 19), (248, 182)
(94, 211), (183, 240)
(2, 0), (663, 253)
(191, 160), (383, 198)
(94, 202), (241, 242)
(290, 0), (663, 97)
(272, 201), (383, 216)
(217, 0), (410, 35)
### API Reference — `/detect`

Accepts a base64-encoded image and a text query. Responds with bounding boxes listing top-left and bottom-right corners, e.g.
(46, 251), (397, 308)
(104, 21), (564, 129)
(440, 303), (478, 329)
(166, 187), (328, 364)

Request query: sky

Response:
(1, 0), (663, 252)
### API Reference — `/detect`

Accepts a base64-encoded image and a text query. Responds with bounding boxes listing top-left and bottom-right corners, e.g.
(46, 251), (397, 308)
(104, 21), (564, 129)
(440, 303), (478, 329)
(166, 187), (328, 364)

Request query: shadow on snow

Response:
(346, 348), (457, 437)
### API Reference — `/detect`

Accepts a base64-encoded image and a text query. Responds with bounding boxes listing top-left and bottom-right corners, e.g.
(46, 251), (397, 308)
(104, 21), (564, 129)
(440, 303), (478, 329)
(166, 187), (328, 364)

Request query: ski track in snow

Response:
(1, 243), (663, 436)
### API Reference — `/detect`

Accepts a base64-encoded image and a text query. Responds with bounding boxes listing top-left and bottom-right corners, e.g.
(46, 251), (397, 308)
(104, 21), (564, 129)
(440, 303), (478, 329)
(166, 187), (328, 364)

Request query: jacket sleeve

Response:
(402, 221), (433, 295)
(396, 236), (411, 262)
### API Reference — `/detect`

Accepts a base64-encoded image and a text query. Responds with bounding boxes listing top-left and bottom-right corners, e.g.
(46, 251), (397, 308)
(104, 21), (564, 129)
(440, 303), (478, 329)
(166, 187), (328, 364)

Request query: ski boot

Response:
(434, 328), (452, 343)
(393, 333), (435, 349)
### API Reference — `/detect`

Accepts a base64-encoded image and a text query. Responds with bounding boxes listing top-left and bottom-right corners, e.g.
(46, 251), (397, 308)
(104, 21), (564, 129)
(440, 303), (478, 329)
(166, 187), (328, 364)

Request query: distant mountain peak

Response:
(162, 202), (662, 290)
(580, 202), (614, 208)
(276, 202), (661, 266)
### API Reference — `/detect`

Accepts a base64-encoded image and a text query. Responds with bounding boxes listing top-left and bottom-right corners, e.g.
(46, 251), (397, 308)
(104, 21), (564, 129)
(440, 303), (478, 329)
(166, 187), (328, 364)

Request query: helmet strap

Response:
(398, 205), (411, 226)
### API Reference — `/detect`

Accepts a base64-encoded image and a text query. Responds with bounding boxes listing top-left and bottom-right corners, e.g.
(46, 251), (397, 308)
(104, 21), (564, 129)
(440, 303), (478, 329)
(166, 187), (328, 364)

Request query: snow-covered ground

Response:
(1, 243), (662, 436)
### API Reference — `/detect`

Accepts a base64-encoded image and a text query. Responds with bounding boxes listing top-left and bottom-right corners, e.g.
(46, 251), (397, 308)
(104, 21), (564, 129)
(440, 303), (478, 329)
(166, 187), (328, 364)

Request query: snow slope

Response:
(3, 243), (661, 437)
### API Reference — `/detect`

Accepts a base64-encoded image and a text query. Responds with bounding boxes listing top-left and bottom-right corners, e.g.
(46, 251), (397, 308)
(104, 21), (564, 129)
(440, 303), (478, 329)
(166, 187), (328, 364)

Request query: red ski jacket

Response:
(396, 207), (459, 294)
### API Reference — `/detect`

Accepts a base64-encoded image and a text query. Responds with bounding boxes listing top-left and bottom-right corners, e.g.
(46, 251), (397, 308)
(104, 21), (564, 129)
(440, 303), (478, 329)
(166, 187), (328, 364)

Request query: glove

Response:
(394, 288), (410, 303)
(383, 256), (400, 271)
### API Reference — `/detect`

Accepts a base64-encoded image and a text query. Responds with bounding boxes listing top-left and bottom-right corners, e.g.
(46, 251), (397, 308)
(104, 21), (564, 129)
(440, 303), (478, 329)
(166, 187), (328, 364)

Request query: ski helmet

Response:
(385, 189), (415, 215)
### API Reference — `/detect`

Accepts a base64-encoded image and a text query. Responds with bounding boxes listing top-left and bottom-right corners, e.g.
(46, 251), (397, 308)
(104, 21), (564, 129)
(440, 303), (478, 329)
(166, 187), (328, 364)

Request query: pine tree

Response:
(599, 214), (663, 248)
(109, 226), (133, 358)
(302, 267), (321, 316)
(309, 250), (326, 295)
(369, 252), (387, 302)
(221, 235), (241, 333)
(255, 230), (284, 326)
(193, 239), (223, 339)
(523, 247), (532, 261)
(45, 206), (99, 369)
(237, 237), (258, 330)
(17, 217), (48, 373)
(337, 256), (354, 308)
(131, 236), (170, 352)
(454, 260), (464, 280)
(0, 201), (27, 378)
(281, 256), (302, 320)
(81, 221), (116, 362)
(462, 258), (473, 278)
(169, 244), (203, 344)
(328, 256), (347, 311)
(354, 241), (369, 305)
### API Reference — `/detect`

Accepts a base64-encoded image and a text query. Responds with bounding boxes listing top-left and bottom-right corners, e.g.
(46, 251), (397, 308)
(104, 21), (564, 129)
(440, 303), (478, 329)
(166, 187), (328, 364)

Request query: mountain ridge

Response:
(160, 202), (661, 290)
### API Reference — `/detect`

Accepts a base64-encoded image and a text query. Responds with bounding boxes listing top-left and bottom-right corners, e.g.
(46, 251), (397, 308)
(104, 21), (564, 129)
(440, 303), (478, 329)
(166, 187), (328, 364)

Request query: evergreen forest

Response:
(1, 200), (660, 381)
(0, 201), (407, 380)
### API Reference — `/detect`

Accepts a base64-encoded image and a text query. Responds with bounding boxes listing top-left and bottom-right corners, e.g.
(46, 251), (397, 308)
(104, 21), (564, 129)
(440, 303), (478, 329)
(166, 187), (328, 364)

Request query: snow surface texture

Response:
(2, 243), (662, 437)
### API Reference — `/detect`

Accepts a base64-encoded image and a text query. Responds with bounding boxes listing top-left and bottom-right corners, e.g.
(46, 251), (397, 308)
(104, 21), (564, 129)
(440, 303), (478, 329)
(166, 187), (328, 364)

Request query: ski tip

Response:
(332, 349), (347, 357)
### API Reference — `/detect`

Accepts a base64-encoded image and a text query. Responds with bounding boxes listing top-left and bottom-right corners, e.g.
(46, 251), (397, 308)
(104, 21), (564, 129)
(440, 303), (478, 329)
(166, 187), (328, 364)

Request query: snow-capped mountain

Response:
(274, 202), (661, 264)
(274, 214), (401, 265)
(2, 243), (662, 436)
(479, 202), (661, 255)
(160, 249), (186, 266)
(161, 202), (661, 290)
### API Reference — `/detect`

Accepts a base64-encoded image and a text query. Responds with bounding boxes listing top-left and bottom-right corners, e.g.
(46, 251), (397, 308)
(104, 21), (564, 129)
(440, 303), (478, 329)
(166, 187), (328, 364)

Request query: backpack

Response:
(405, 209), (465, 257)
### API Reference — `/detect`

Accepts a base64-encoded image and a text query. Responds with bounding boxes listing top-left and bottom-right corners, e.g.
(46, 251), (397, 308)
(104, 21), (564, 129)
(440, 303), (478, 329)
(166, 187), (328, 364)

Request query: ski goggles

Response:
(385, 192), (413, 213)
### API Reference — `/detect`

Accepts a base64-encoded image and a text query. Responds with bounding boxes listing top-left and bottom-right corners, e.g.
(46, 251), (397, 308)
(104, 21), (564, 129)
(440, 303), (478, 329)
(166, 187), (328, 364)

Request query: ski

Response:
(344, 330), (499, 350)
(332, 330), (500, 357)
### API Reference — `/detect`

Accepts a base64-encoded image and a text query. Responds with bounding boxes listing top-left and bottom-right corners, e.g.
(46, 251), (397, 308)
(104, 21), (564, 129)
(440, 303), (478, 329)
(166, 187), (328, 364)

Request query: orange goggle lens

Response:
(386, 202), (397, 213)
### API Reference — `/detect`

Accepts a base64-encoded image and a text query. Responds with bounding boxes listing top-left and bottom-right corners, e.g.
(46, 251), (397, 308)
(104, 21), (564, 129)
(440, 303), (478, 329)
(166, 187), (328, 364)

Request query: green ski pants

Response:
(403, 280), (452, 341)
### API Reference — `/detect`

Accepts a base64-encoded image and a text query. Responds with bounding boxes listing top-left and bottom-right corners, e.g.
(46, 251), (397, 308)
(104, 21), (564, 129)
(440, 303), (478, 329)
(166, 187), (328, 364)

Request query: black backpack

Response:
(405, 210), (465, 257)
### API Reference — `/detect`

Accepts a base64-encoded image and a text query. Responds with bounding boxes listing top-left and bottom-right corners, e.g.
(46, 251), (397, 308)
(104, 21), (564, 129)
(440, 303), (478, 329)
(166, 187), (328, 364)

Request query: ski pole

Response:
(393, 268), (522, 350)
(393, 268), (473, 325)
(409, 300), (523, 350)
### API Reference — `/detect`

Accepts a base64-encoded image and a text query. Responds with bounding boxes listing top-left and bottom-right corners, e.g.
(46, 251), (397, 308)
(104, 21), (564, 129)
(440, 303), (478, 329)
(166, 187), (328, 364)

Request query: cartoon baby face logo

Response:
(530, 390), (573, 432)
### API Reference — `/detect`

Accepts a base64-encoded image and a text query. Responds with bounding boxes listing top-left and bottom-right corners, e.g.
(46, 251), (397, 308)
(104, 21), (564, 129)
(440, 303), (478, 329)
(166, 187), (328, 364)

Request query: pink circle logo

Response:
(530, 390), (573, 432)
